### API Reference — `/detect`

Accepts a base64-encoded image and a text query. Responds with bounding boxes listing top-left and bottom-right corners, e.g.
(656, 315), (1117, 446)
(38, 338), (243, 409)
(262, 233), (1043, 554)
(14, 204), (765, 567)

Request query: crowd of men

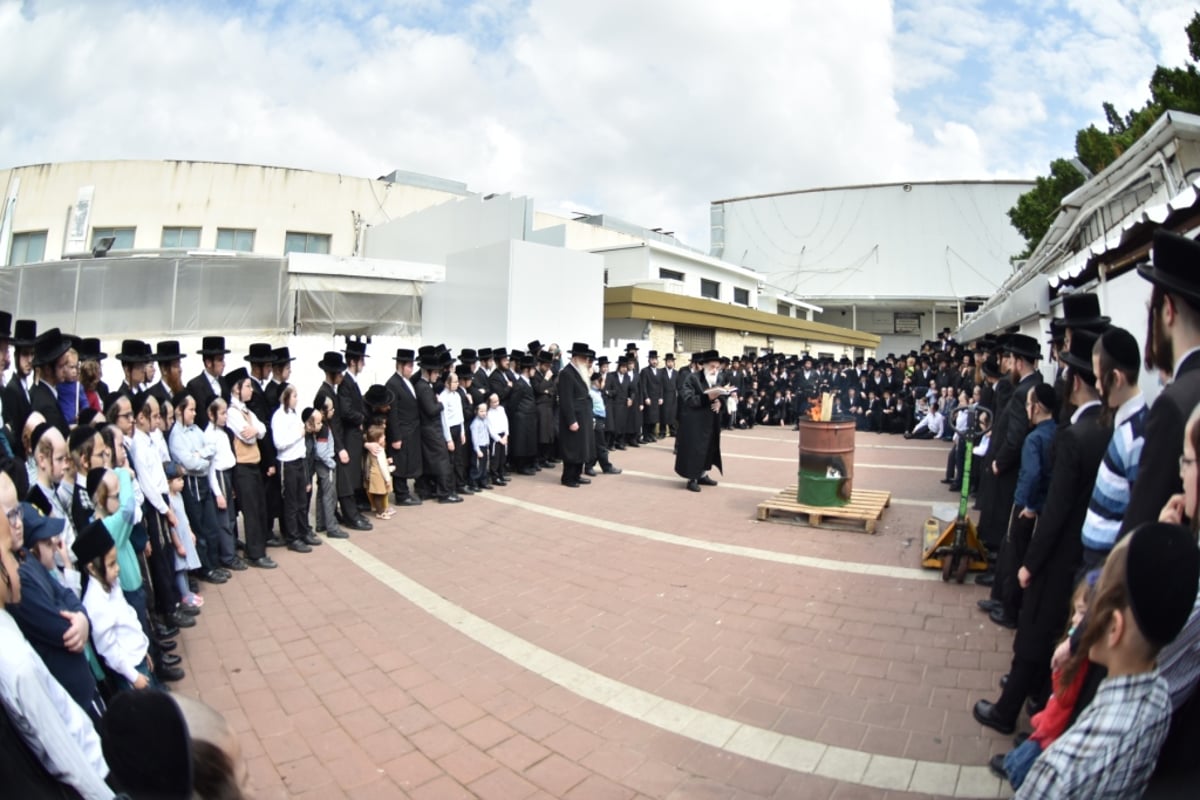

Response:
(3, 230), (1200, 798)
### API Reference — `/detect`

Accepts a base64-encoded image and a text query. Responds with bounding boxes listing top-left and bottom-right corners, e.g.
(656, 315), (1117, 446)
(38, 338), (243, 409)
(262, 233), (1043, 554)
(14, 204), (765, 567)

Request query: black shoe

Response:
(614, 443), (626, 450)
(155, 638), (177, 652)
(989, 609), (1018, 629)
(325, 529), (349, 539)
(156, 664), (186, 683)
(159, 652), (182, 667)
(975, 572), (996, 586)
(940, 479), (954, 484)
(346, 516), (373, 531)
(199, 569), (228, 585)
(287, 541), (312, 553)
(988, 753), (1008, 780)
(687, 479), (701, 492)
(1000, 673), (1009, 689)
(265, 537), (286, 548)
(153, 622), (179, 640)
(439, 494), (463, 504)
(627, 441), (640, 448)
(303, 533), (324, 546)
(518, 467), (537, 476)
(494, 478), (509, 486)
(459, 485), (476, 494)
(577, 477), (591, 485)
(973, 700), (1016, 735)
(584, 467), (598, 477)
(223, 558), (248, 572)
(397, 496), (422, 506)
(177, 603), (201, 617)
(561, 480), (580, 488)
(977, 599), (1002, 613)
(477, 483), (493, 490)
(167, 610), (196, 629)
(602, 465), (622, 474)
(698, 475), (718, 486)
(315, 526), (326, 533)
(248, 556), (278, 569)
(948, 485), (962, 492)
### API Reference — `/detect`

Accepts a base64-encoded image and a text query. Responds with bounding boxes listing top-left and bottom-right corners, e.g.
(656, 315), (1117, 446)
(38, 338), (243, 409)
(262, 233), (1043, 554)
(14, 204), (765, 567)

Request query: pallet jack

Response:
(921, 418), (989, 582)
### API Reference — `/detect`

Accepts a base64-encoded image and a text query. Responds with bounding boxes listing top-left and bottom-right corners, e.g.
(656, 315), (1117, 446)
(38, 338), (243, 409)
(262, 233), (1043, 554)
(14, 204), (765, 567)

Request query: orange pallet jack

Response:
(921, 433), (989, 582)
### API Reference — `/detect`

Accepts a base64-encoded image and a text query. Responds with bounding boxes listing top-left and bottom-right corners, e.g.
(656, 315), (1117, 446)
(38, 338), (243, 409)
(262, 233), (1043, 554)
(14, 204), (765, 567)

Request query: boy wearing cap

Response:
(1016, 523), (1199, 798)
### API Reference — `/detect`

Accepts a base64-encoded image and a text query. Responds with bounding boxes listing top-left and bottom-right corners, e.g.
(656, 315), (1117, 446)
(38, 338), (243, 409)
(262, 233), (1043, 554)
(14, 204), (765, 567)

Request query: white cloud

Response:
(1, 0), (1198, 248)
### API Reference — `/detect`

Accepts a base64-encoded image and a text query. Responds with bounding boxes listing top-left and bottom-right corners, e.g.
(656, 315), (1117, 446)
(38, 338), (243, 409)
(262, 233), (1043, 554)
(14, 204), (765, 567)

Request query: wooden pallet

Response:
(756, 487), (892, 533)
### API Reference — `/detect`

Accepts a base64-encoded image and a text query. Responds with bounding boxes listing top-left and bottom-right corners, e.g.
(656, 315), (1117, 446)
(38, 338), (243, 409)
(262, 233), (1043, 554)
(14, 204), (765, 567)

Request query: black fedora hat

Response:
(197, 336), (231, 356)
(0, 310), (10, 340)
(459, 348), (478, 363)
(700, 349), (721, 364)
(568, 342), (590, 356)
(317, 351), (347, 373)
(454, 363), (475, 378)
(527, 340), (543, 355)
(518, 354), (536, 370)
(32, 328), (72, 367)
(1047, 318), (1066, 344)
(271, 347), (296, 364)
(625, 342), (639, 351)
(596, 355), (610, 366)
(1059, 329), (1099, 380)
(363, 384), (395, 409)
(536, 350), (554, 364)
(1137, 229), (1200, 305)
(1006, 333), (1041, 362)
(1059, 292), (1110, 331)
(12, 319), (37, 349)
(115, 339), (152, 364)
(394, 348), (415, 363)
(477, 347), (493, 360)
(154, 340), (187, 363)
(417, 353), (443, 370)
(493, 347), (509, 360)
(244, 343), (274, 364)
(345, 337), (369, 359)
(77, 337), (107, 362)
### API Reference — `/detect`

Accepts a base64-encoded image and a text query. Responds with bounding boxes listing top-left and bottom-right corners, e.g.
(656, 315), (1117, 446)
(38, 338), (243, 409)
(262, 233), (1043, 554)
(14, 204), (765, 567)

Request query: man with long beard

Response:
(557, 343), (595, 488)
(675, 350), (730, 492)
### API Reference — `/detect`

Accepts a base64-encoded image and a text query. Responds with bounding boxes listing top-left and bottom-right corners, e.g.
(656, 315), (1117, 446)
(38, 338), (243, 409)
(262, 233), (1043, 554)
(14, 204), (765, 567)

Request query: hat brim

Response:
(33, 341), (72, 367)
(244, 356), (275, 364)
(1061, 315), (1111, 331)
(318, 360), (347, 373)
(197, 348), (232, 356)
(1007, 346), (1041, 362)
(1138, 261), (1200, 305)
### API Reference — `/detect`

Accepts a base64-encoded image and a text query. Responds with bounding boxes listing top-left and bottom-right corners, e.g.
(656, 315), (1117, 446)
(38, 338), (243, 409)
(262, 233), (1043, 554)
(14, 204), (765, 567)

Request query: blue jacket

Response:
(1015, 419), (1056, 512)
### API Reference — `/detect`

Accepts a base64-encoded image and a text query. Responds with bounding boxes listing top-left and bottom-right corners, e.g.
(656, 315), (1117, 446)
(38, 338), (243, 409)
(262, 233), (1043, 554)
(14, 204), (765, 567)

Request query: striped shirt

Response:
(1081, 394), (1147, 553)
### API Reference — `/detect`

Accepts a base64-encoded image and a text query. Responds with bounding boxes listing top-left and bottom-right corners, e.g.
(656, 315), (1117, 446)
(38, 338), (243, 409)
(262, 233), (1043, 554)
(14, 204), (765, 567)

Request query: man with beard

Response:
(385, 349), (422, 507)
(1120, 230), (1200, 535)
(557, 344), (595, 488)
(675, 350), (729, 492)
(415, 347), (461, 504)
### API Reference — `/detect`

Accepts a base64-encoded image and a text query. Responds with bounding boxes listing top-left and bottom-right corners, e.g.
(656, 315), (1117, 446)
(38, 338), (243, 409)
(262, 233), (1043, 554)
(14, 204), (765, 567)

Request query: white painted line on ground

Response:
(474, 490), (938, 582)
(326, 540), (1006, 799)
(642, 444), (944, 471)
(618, 470), (944, 509)
(721, 431), (947, 453)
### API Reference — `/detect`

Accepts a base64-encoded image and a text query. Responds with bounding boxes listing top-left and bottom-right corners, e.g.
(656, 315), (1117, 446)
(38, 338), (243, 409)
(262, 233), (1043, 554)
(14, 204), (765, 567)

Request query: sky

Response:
(1, 0), (1197, 248)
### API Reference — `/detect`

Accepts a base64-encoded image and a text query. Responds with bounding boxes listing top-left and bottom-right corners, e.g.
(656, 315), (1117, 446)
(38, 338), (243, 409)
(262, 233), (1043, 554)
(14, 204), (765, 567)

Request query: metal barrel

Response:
(797, 419), (856, 505)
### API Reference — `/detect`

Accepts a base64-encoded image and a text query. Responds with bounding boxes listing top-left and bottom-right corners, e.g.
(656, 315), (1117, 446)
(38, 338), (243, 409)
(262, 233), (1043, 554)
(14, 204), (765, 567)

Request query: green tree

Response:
(1009, 12), (1200, 257)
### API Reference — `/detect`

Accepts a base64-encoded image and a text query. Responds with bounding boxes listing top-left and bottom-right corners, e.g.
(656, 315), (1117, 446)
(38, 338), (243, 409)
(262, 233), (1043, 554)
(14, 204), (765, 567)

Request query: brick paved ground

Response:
(170, 426), (1018, 799)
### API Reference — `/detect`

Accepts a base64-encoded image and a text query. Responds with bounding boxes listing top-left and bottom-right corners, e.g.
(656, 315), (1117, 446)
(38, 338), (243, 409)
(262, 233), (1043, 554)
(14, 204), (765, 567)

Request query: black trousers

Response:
(279, 458), (308, 543)
(589, 418), (611, 469)
(449, 424), (469, 488)
(143, 501), (179, 615)
(181, 476), (220, 571)
(235, 463), (269, 559)
(561, 460), (583, 484)
(991, 508), (1036, 618)
(993, 654), (1048, 725)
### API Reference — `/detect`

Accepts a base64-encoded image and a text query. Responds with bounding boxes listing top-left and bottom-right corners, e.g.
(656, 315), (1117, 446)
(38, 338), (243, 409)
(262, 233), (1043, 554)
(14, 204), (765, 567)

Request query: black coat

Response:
(661, 367), (679, 426)
(489, 367), (515, 405)
(1014, 404), (1108, 661)
(605, 371), (632, 433)
(29, 382), (68, 437)
(507, 376), (537, 458)
(531, 369), (557, 444)
(557, 364), (595, 465)
(1121, 350), (1200, 535)
(415, 376), (452, 480)
(639, 366), (663, 424)
(186, 372), (226, 422)
(338, 375), (366, 490)
(385, 373), (422, 479)
(674, 370), (723, 480)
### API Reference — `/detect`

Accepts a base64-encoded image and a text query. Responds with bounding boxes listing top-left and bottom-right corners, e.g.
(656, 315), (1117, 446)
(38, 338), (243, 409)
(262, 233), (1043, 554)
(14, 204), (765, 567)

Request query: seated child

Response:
(73, 520), (157, 690)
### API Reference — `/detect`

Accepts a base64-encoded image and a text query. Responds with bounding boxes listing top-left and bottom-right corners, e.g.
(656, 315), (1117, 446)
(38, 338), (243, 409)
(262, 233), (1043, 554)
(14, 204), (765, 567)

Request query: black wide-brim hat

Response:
(244, 342), (275, 364)
(1059, 329), (1099, 378)
(454, 363), (475, 378)
(115, 339), (153, 364)
(345, 340), (369, 359)
(518, 355), (536, 370)
(537, 350), (554, 364)
(32, 328), (72, 367)
(197, 336), (231, 356)
(317, 351), (347, 373)
(78, 337), (107, 361)
(12, 319), (37, 348)
(477, 347), (493, 360)
(568, 342), (590, 356)
(1137, 229), (1200, 305)
(0, 310), (11, 340)
(363, 384), (395, 408)
(700, 349), (721, 364)
(394, 348), (415, 363)
(492, 347), (508, 360)
(271, 347), (296, 364)
(459, 348), (478, 363)
(154, 340), (187, 363)
(527, 340), (543, 355)
(1060, 292), (1111, 331)
(1006, 333), (1042, 362)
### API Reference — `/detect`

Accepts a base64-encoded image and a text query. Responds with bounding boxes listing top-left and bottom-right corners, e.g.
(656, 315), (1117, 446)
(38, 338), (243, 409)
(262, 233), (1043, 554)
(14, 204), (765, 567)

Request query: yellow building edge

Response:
(604, 286), (880, 349)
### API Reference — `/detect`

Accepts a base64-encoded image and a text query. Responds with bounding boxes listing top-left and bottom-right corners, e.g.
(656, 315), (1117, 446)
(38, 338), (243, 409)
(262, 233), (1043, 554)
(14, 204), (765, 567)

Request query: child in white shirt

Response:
(486, 393), (509, 486)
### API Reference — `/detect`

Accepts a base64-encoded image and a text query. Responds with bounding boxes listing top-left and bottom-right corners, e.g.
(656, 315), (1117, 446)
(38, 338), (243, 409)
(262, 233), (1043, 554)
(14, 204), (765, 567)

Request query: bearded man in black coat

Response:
(675, 350), (727, 493)
(557, 343), (596, 488)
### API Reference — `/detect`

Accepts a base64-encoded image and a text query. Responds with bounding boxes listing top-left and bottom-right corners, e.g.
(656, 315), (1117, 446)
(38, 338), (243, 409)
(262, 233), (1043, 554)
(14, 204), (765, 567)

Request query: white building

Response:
(711, 180), (1034, 354)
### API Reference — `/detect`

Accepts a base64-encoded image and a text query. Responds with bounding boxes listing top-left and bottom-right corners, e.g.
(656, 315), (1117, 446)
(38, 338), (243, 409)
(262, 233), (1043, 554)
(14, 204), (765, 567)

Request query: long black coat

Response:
(531, 369), (557, 445)
(186, 372), (227, 422)
(978, 374), (1032, 547)
(674, 370), (723, 480)
(605, 371), (632, 433)
(338, 375), (366, 491)
(1120, 349), (1200, 535)
(1013, 404), (1108, 661)
(384, 372), (422, 479)
(639, 366), (663, 424)
(507, 376), (537, 458)
(557, 364), (595, 465)
(661, 367), (679, 427)
(414, 376), (452, 480)
(29, 383), (68, 437)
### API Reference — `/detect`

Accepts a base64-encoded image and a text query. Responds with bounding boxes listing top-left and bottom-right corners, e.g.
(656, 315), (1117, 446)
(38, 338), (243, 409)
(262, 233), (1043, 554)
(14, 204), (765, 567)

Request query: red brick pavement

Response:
(169, 427), (1016, 799)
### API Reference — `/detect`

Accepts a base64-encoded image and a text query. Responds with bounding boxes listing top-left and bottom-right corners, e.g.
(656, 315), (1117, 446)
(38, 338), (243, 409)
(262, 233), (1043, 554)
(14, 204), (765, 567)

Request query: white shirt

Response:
(82, 578), (149, 685)
(271, 407), (306, 462)
(439, 388), (464, 442)
(205, 424), (235, 497)
(0, 611), (113, 799)
(130, 428), (170, 515)
(226, 399), (266, 444)
(486, 405), (509, 439)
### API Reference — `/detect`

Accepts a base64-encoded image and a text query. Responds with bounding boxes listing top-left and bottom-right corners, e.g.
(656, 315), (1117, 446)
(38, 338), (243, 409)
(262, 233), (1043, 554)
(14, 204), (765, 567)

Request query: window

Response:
(216, 228), (255, 251)
(91, 227), (136, 250)
(700, 278), (720, 300)
(777, 303), (791, 317)
(160, 226), (201, 249)
(284, 231), (331, 254)
(659, 267), (685, 282)
(9, 230), (47, 265)
(675, 325), (714, 352)
(733, 287), (750, 305)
